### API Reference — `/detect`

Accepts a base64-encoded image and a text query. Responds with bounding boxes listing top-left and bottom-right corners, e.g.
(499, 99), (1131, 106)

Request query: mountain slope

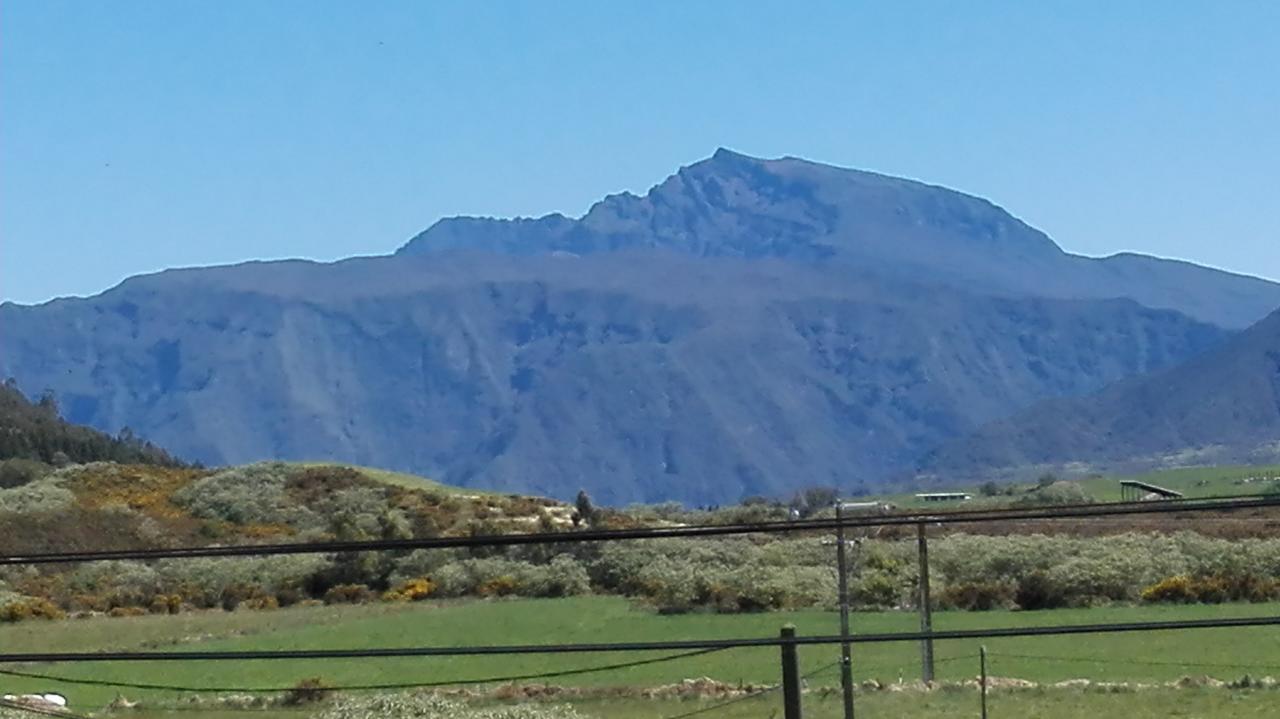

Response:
(0, 253), (1226, 504)
(2, 150), (1275, 503)
(919, 307), (1280, 479)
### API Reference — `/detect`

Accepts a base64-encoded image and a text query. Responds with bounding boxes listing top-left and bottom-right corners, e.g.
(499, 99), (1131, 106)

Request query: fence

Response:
(0, 493), (1278, 718)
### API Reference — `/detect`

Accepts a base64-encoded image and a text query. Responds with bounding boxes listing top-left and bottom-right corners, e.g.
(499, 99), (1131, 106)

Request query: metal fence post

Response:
(916, 522), (935, 683)
(834, 502), (856, 719)
(781, 624), (803, 719)
(980, 645), (989, 719)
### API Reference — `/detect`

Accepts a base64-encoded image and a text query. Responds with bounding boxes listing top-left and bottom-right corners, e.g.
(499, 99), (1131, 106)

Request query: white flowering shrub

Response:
(174, 462), (318, 527)
(432, 557), (591, 598)
(0, 477), (75, 514)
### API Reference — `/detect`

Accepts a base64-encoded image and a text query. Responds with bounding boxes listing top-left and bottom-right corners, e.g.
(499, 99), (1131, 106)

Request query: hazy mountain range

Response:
(3, 149), (1278, 504)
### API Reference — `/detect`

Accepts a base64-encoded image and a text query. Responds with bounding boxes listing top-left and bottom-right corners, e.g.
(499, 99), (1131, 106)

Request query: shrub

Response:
(1141, 574), (1280, 604)
(323, 584), (375, 605)
(477, 576), (519, 597)
(0, 478), (75, 514)
(157, 555), (329, 609)
(390, 550), (464, 586)
(107, 606), (147, 618)
(0, 459), (49, 489)
(1015, 571), (1068, 610)
(431, 557), (590, 599)
(937, 581), (1015, 611)
(245, 595), (280, 610)
(1015, 483), (1094, 507)
(282, 677), (332, 706)
(518, 555), (591, 598)
(148, 594), (183, 614)
(851, 572), (902, 609)
(383, 577), (435, 602)
(0, 596), (65, 622)
(174, 463), (319, 528)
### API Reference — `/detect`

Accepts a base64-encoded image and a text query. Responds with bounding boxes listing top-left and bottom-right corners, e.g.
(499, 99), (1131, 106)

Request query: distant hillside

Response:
(0, 382), (182, 467)
(919, 307), (1280, 480)
(3, 150), (1276, 504)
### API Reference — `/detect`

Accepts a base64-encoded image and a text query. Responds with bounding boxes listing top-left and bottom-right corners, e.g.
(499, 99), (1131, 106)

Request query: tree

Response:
(789, 486), (838, 519)
(574, 490), (596, 525)
(36, 389), (59, 416)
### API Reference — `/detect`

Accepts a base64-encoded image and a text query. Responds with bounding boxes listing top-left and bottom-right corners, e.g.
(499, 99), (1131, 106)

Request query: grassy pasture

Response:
(104, 689), (1280, 719)
(877, 464), (1280, 510)
(2, 597), (1279, 710)
(293, 463), (476, 496)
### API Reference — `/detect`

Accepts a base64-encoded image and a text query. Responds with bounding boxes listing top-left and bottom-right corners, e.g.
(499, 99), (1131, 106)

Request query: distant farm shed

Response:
(1119, 480), (1184, 502)
(914, 492), (971, 502)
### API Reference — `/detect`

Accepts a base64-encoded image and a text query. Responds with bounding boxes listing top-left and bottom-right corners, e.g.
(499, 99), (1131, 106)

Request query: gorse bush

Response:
(1141, 574), (1280, 604)
(384, 578), (435, 602)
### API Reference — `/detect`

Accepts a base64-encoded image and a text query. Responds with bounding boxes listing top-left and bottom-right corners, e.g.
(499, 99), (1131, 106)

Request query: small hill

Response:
(920, 307), (1280, 479)
(0, 460), (572, 558)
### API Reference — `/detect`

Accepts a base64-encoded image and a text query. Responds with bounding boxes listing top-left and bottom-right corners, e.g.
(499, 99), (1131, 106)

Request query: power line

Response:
(3, 495), (1277, 567)
(1, 615), (1276, 664)
(0, 648), (723, 694)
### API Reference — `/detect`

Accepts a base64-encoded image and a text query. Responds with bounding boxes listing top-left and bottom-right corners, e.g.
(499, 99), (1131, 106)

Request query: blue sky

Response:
(2, 1), (1277, 304)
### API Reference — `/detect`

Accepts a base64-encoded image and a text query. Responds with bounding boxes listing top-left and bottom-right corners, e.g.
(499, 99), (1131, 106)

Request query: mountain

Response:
(918, 307), (1280, 480)
(2, 150), (1276, 504)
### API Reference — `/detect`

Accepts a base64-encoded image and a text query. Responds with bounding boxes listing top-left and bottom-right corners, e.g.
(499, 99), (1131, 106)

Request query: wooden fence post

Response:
(781, 624), (802, 719)
(917, 522), (935, 683)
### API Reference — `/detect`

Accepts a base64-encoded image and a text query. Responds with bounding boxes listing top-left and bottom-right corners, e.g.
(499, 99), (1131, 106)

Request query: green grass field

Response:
(878, 464), (1280, 510)
(109, 689), (1280, 719)
(2, 597), (1278, 711)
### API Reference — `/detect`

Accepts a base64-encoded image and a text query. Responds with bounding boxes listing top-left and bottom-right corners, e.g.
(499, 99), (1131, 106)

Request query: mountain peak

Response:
(390, 152), (1276, 329)
(398, 150), (1061, 263)
(707, 146), (760, 165)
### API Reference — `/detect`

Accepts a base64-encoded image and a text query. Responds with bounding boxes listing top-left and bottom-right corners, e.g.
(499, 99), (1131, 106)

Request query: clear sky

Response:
(2, 1), (1277, 305)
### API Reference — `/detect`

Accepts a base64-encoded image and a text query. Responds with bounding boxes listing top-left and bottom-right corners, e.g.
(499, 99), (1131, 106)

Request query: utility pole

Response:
(916, 522), (935, 683)
(834, 502), (856, 719)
